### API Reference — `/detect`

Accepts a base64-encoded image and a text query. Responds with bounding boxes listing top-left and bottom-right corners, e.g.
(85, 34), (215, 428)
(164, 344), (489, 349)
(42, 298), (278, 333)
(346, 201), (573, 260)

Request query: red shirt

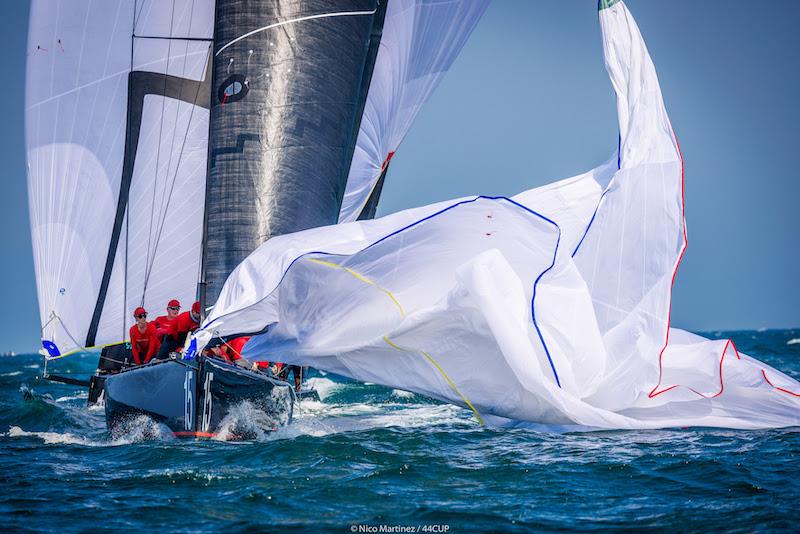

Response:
(173, 311), (200, 345)
(152, 314), (178, 341)
(129, 322), (160, 365)
(225, 336), (253, 361)
(209, 336), (251, 363)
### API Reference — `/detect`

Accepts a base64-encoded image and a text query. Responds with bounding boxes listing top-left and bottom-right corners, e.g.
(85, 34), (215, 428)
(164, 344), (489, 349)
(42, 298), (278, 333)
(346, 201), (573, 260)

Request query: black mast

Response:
(199, 0), (387, 311)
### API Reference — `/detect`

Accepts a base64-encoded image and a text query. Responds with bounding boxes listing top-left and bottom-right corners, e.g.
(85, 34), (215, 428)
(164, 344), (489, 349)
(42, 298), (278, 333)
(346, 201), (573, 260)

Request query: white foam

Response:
(286, 402), (474, 439)
(108, 415), (175, 443)
(56, 391), (89, 402)
(391, 389), (415, 399)
(1, 371), (22, 377)
(303, 377), (340, 401)
(7, 426), (95, 446)
(787, 338), (800, 346)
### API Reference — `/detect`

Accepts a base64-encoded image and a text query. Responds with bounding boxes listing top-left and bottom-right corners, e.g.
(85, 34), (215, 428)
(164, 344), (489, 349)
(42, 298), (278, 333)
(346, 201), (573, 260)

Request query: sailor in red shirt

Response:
(153, 299), (181, 340)
(153, 299), (182, 360)
(173, 301), (202, 347)
(205, 336), (264, 372)
(128, 307), (160, 365)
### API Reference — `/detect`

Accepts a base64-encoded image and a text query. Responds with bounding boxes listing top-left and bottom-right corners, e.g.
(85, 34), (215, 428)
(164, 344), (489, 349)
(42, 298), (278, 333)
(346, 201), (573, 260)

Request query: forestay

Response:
(27, 0), (214, 357)
(191, 0), (800, 429)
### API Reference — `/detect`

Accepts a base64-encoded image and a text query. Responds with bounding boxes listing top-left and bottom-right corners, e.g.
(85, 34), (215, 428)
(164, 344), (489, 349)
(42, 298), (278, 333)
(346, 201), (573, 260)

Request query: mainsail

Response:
(26, 0), (487, 357)
(192, 1), (800, 429)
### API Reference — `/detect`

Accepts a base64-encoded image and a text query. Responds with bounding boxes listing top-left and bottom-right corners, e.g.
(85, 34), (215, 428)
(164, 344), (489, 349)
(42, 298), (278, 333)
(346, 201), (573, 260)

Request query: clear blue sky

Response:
(1, 1), (798, 353)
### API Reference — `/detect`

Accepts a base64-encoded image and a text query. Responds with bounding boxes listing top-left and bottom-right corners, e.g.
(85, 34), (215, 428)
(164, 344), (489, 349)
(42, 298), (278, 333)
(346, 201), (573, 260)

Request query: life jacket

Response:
(129, 322), (160, 365)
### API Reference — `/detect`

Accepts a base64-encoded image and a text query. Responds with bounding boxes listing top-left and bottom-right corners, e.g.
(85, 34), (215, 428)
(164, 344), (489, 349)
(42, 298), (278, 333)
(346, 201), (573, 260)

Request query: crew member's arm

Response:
(129, 326), (142, 365)
(144, 328), (161, 364)
(225, 339), (259, 371)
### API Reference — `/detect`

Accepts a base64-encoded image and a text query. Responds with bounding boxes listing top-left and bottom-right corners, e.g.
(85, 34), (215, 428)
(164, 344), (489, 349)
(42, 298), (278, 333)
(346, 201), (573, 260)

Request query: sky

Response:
(1, 0), (799, 353)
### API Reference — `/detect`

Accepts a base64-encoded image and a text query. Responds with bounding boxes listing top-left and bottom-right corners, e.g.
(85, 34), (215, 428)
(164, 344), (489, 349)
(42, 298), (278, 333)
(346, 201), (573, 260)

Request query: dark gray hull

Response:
(102, 356), (294, 439)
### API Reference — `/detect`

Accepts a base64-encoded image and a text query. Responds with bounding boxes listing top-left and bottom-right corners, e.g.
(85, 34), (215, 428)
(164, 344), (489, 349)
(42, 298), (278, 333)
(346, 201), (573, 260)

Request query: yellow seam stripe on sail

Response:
(300, 256), (483, 425)
(383, 336), (484, 426)
(305, 257), (406, 317)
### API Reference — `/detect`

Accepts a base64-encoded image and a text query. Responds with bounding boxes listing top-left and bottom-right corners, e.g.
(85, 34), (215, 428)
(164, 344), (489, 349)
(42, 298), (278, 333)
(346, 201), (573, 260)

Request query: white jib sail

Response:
(26, 0), (213, 357)
(338, 0), (489, 223)
(192, 0), (799, 429)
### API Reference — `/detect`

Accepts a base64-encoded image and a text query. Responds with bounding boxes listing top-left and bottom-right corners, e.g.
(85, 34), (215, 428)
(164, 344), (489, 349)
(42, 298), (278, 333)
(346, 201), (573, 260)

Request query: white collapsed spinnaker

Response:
(191, 0), (800, 429)
(338, 0), (489, 223)
(26, 0), (214, 357)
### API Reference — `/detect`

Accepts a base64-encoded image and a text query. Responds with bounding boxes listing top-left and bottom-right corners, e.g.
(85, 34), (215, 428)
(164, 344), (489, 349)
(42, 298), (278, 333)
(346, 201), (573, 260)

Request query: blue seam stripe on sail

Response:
(202, 195), (564, 388)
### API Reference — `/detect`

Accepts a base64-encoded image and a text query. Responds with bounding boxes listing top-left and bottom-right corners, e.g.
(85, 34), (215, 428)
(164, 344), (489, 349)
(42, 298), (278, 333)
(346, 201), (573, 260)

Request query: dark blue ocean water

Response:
(1, 330), (798, 532)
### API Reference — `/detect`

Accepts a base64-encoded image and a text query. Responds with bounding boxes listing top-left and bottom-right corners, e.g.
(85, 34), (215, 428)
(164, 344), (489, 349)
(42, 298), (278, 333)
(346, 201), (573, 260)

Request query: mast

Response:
(199, 0), (386, 308)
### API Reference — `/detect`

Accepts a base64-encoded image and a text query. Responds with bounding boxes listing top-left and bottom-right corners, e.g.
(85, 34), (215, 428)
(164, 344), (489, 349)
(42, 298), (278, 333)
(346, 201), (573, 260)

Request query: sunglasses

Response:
(168, 306), (180, 311)
(135, 313), (147, 319)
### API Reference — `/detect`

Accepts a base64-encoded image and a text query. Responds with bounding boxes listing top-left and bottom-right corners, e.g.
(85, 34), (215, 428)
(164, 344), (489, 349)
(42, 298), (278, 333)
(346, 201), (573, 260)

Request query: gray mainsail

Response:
(202, 1), (386, 304)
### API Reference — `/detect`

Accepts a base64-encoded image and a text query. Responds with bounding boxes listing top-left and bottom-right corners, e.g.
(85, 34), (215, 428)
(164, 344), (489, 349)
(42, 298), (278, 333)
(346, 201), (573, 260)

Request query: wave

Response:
(787, 338), (800, 346)
(7, 426), (97, 446)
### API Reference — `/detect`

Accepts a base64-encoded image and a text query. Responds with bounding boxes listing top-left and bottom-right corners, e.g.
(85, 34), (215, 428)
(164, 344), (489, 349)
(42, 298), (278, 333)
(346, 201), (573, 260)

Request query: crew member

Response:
(129, 307), (160, 365)
(153, 299), (181, 340)
(279, 364), (304, 393)
(173, 301), (201, 346)
(205, 336), (263, 371)
(153, 299), (182, 359)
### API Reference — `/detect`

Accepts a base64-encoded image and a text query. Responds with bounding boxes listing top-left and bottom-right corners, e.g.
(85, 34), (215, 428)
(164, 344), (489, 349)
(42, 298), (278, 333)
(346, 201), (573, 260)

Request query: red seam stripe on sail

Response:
(761, 370), (800, 397)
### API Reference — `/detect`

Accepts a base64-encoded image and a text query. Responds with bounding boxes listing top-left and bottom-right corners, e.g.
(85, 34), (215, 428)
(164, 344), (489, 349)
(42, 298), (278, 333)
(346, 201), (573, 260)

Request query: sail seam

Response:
(134, 35), (213, 42)
(300, 256), (483, 425)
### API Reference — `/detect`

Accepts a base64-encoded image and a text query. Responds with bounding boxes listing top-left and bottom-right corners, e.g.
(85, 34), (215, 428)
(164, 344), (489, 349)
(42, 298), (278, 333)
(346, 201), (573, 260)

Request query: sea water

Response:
(1, 330), (798, 531)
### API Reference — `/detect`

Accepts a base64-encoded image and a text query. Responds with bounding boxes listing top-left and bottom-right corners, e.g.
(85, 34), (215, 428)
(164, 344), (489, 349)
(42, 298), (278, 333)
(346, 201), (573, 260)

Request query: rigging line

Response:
(141, 44), (210, 295)
(152, 0), (195, 245)
(215, 9), (378, 56)
(124, 209), (129, 337)
(134, 0), (146, 30)
(142, 0), (177, 299)
(43, 312), (88, 357)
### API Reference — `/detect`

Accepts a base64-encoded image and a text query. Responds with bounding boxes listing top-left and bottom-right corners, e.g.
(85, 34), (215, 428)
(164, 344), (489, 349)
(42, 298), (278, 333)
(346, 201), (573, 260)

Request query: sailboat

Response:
(26, 0), (488, 438)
